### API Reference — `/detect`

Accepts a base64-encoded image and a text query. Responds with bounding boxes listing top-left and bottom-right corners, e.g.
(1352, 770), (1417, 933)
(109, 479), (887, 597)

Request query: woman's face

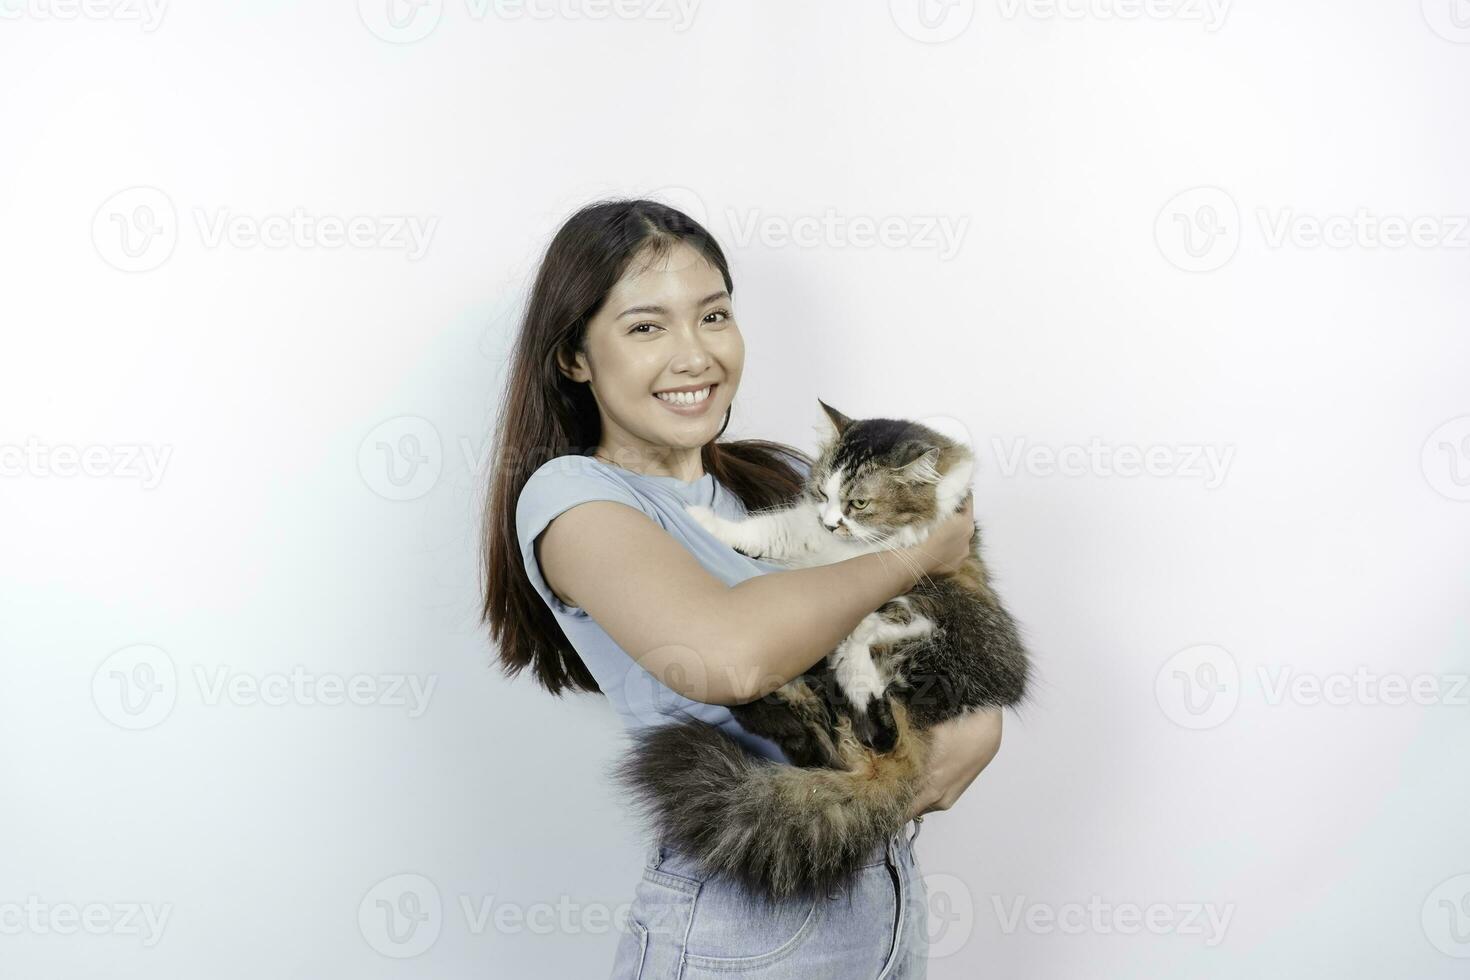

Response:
(560, 240), (744, 466)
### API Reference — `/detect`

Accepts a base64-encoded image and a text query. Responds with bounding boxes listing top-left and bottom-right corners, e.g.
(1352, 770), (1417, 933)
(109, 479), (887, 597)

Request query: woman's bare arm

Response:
(536, 499), (966, 705)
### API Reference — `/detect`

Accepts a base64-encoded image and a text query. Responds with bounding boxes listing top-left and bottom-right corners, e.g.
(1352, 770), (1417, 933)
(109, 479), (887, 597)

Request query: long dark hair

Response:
(481, 198), (812, 696)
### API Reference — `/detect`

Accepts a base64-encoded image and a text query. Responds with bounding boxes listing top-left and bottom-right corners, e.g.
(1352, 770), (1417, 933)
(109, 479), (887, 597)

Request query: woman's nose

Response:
(671, 329), (713, 371)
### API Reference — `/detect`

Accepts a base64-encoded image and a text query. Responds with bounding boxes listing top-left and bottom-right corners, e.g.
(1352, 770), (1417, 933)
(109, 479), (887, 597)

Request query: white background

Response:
(2, 1), (1468, 977)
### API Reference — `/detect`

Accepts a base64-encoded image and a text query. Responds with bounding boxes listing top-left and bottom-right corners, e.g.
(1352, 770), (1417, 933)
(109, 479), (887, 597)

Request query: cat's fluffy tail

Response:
(611, 700), (929, 904)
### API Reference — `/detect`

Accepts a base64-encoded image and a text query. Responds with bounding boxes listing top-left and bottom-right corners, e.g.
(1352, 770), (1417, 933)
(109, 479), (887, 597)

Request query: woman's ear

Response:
(555, 345), (590, 384)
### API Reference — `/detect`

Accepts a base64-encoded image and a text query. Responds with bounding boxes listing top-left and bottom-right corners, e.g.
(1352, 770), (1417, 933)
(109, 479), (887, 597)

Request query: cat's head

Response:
(806, 399), (974, 542)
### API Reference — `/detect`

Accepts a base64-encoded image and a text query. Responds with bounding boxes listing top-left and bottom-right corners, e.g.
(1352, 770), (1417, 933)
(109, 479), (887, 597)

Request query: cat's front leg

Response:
(684, 504), (772, 559)
(684, 503), (817, 562)
(832, 600), (937, 753)
(830, 616), (897, 752)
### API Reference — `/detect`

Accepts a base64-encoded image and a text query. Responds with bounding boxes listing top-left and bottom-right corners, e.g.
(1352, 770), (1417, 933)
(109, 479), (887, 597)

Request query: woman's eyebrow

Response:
(617, 290), (730, 318)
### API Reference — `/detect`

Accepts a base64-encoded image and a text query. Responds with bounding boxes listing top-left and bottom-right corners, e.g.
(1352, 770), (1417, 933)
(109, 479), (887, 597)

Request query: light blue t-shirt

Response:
(514, 452), (811, 765)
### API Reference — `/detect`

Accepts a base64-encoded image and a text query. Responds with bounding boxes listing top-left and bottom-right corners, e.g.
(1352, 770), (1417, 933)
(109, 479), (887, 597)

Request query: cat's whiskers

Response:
(858, 526), (938, 589)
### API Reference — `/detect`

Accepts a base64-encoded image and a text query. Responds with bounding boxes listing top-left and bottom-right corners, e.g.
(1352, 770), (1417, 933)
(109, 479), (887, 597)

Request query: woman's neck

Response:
(592, 443), (705, 481)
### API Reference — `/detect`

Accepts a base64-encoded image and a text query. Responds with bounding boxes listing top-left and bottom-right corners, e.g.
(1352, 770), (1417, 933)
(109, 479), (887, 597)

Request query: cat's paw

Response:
(685, 504), (753, 552)
(851, 696), (900, 754)
(684, 504), (723, 533)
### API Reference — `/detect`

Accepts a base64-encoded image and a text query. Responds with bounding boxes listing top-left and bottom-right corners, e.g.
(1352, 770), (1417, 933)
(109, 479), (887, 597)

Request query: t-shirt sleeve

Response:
(515, 456), (651, 618)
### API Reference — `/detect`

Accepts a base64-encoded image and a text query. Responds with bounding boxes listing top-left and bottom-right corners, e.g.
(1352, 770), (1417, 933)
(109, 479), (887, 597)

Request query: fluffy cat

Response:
(611, 401), (1031, 904)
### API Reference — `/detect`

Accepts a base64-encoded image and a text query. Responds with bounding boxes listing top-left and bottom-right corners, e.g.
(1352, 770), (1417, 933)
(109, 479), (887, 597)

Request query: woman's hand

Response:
(906, 706), (1003, 821)
(908, 490), (975, 578)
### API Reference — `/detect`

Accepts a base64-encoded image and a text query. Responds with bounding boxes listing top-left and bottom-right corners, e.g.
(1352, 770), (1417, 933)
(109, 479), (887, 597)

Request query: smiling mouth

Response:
(652, 383), (717, 407)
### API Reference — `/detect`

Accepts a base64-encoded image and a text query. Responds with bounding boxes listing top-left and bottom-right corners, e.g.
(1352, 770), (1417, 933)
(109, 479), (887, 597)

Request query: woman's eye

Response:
(629, 322), (662, 335)
(848, 499), (869, 510)
(704, 309), (732, 326)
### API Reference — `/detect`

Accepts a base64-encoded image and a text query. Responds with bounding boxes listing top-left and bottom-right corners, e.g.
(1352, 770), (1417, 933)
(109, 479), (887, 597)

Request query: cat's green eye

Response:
(848, 498), (869, 510)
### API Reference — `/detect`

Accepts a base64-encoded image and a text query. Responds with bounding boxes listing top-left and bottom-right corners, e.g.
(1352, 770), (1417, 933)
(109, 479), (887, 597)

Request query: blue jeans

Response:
(610, 817), (928, 979)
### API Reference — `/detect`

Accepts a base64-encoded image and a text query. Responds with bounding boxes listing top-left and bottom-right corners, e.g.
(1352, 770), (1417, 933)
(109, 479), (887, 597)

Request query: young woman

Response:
(481, 199), (1004, 979)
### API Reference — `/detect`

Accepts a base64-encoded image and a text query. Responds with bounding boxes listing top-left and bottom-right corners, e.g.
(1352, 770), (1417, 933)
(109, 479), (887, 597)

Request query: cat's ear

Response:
(897, 446), (943, 485)
(817, 399), (853, 438)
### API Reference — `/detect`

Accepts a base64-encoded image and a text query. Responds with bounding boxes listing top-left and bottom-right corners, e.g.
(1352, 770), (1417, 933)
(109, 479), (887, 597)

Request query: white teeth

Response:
(655, 385), (712, 406)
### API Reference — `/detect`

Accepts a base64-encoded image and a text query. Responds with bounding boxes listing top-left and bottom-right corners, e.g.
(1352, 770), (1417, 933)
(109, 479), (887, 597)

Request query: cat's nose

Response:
(822, 519), (842, 531)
